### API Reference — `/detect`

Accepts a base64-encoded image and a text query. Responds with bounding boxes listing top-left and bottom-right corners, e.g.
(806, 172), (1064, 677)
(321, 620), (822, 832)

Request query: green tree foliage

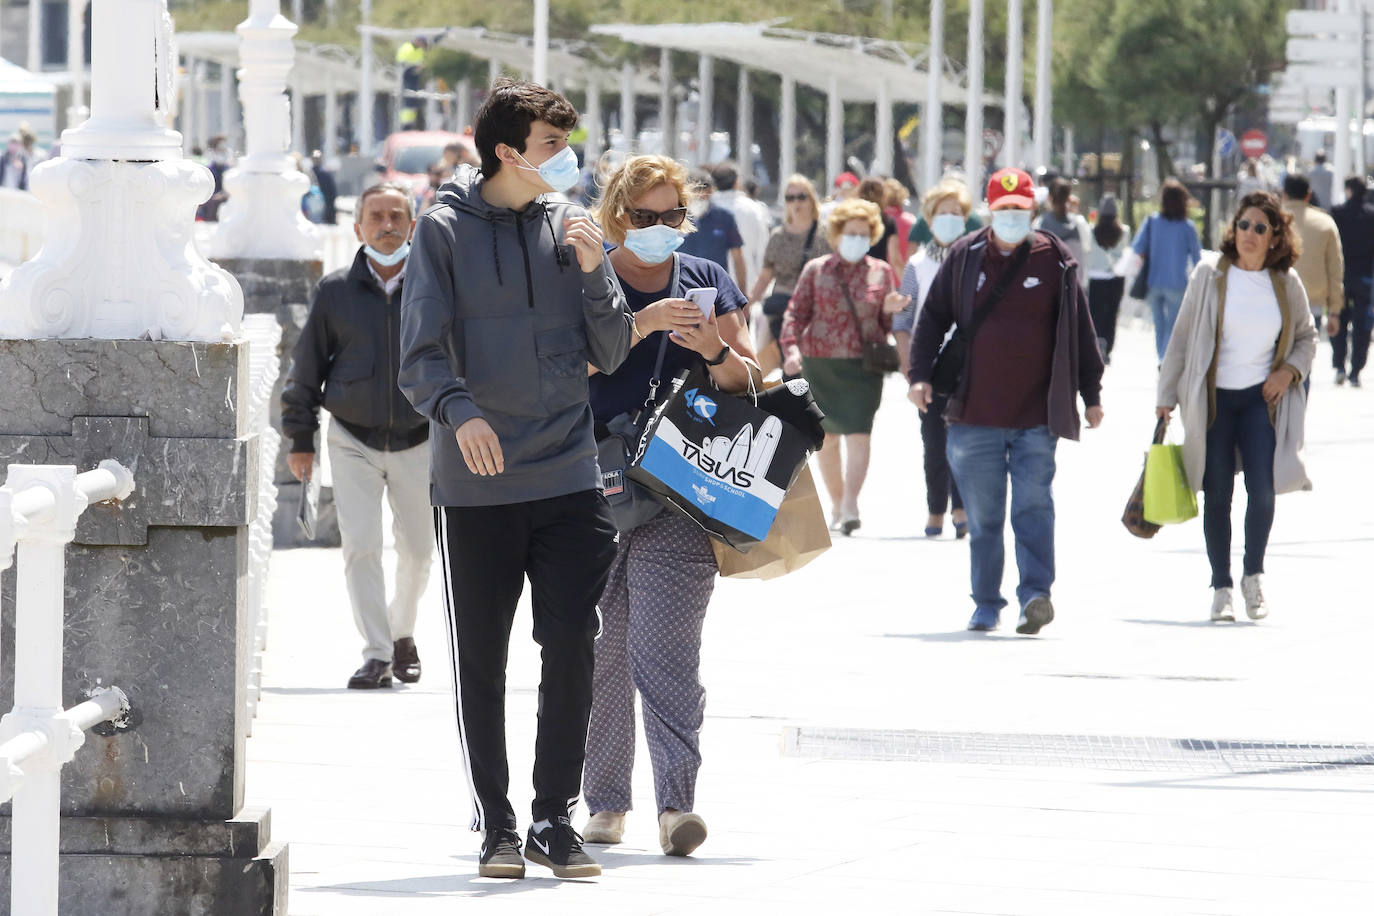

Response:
(1055, 0), (1295, 175)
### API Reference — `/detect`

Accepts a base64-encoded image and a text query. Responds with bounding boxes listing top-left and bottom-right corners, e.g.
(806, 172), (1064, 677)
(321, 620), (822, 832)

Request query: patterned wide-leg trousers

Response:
(584, 510), (718, 815)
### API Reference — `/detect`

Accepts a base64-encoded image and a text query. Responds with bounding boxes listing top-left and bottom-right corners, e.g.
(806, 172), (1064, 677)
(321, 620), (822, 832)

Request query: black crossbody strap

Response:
(640, 255), (680, 409)
(962, 236), (1033, 343)
(796, 220), (819, 277)
(836, 263), (872, 346)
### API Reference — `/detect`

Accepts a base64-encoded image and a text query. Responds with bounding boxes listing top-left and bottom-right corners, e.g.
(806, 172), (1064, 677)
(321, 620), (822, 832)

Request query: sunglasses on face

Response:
(625, 206), (688, 229)
(784, 193), (808, 203)
(1236, 218), (1269, 235)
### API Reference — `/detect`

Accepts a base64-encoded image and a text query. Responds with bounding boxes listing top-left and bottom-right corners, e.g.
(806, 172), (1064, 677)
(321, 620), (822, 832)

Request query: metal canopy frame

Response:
(589, 20), (1000, 107)
(174, 31), (402, 95)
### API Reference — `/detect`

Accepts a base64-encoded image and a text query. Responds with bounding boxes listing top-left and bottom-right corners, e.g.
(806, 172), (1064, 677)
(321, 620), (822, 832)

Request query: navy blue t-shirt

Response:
(678, 204), (744, 268)
(590, 253), (747, 424)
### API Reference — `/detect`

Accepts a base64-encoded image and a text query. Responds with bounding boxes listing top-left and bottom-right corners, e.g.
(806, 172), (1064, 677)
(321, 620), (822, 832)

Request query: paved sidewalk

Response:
(248, 323), (1374, 915)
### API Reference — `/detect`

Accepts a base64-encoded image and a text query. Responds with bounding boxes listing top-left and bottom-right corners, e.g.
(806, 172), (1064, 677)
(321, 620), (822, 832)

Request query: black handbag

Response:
(837, 268), (900, 375)
(930, 238), (1032, 397)
(1129, 215), (1152, 301)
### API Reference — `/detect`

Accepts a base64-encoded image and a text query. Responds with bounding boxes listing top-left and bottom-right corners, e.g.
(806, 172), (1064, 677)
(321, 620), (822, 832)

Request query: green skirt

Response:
(801, 356), (883, 435)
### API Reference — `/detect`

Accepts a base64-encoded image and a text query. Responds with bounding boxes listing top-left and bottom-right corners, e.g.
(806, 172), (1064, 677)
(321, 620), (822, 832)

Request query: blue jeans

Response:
(946, 425), (1058, 615)
(1202, 385), (1276, 589)
(1147, 287), (1186, 361)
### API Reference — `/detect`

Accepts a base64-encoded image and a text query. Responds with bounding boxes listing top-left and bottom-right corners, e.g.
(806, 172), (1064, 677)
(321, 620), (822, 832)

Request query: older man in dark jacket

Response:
(908, 168), (1104, 635)
(282, 181), (431, 690)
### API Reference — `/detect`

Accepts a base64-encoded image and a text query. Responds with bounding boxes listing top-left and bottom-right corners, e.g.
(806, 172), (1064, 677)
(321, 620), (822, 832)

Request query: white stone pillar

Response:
(290, 79), (305, 155)
(737, 66), (753, 179)
(67, 0), (90, 126)
(660, 47), (674, 158)
(965, 0), (985, 182)
(874, 79), (893, 176)
(826, 75), (843, 188)
(27, 0), (42, 73)
(219, 63), (235, 142)
(209, 0), (318, 260)
(533, 0), (549, 87)
(1, 0), (243, 341)
(779, 73), (796, 202)
(1004, 0), (1023, 169)
(1062, 123), (1074, 176)
(324, 76), (339, 156)
(923, 0), (944, 189)
(619, 62), (636, 150)
(585, 78), (603, 165)
(182, 55), (199, 152)
(1336, 87), (1353, 189)
(697, 54), (714, 165)
(358, 0), (374, 154)
(456, 77), (471, 131)
(1033, 0), (1053, 172)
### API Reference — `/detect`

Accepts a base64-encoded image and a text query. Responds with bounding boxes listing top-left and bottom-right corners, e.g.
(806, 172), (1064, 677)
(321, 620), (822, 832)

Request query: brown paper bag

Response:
(712, 465), (831, 579)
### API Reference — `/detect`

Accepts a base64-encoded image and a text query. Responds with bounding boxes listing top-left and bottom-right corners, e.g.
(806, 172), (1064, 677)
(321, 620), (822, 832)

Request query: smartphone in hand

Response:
(684, 287), (716, 320)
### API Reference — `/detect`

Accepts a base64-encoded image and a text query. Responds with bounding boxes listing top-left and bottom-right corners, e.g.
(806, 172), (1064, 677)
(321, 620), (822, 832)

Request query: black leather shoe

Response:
(393, 638), (421, 684)
(347, 659), (393, 689)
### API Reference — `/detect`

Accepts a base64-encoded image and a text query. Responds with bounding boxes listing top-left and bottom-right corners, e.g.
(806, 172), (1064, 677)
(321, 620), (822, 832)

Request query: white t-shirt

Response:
(1216, 266), (1282, 390)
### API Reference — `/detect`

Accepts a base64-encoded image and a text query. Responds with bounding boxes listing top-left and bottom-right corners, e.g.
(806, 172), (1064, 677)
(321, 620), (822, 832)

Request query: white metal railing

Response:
(243, 315), (283, 731)
(0, 461), (136, 916)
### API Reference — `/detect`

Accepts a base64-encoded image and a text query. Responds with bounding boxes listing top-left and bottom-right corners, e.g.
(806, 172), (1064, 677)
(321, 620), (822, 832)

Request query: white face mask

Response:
(515, 145), (580, 193)
(364, 240), (410, 267)
(838, 233), (870, 263)
(930, 213), (966, 246)
(991, 209), (1033, 246)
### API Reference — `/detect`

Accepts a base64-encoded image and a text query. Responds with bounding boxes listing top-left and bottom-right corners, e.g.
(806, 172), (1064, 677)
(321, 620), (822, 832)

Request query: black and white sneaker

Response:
(478, 828), (525, 879)
(525, 817), (601, 878)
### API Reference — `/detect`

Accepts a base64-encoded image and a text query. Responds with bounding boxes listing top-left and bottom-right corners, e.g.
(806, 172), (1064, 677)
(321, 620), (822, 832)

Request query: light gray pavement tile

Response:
(248, 325), (1374, 913)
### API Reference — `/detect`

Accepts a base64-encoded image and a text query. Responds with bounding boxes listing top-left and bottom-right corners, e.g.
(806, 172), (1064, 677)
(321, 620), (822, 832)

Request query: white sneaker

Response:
(1210, 587), (1235, 622)
(1240, 574), (1268, 620)
(583, 811), (625, 845)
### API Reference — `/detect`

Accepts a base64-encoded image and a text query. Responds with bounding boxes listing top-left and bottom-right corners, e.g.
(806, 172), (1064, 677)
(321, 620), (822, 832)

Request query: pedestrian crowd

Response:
(277, 76), (1366, 881)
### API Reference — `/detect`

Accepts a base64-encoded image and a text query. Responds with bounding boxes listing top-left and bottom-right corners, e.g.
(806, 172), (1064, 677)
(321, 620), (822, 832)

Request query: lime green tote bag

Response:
(1142, 437), (1198, 525)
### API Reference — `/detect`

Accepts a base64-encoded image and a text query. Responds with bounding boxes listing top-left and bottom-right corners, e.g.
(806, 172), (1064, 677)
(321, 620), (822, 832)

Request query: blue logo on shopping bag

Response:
(684, 388), (717, 426)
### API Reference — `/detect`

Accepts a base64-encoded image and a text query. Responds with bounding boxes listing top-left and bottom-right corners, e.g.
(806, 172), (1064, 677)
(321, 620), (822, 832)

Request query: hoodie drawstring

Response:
(488, 212), (503, 286)
(543, 207), (568, 273)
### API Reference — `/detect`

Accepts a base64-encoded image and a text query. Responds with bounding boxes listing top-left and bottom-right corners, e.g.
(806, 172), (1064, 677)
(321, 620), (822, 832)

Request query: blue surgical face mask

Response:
(516, 145), (580, 193)
(364, 240), (410, 267)
(931, 213), (966, 246)
(622, 224), (685, 264)
(991, 209), (1033, 246)
(838, 233), (870, 263)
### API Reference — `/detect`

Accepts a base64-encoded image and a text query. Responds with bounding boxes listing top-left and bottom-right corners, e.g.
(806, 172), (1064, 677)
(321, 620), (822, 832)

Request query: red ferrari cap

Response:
(987, 168), (1035, 210)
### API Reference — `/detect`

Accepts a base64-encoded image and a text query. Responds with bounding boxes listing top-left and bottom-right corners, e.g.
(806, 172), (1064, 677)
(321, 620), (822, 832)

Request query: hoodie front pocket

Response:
(463, 316), (541, 417)
(536, 324), (589, 410)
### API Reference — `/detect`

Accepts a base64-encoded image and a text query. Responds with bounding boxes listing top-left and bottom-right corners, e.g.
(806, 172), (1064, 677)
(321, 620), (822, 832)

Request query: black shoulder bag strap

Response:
(960, 236), (1033, 344)
(638, 254), (681, 413)
(796, 220), (819, 276)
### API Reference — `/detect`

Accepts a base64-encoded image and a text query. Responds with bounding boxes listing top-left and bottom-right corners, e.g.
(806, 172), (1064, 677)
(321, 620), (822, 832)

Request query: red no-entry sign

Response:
(1240, 129), (1268, 158)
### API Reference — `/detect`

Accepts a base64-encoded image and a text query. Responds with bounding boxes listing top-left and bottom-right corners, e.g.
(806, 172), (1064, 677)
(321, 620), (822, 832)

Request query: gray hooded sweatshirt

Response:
(398, 165), (632, 507)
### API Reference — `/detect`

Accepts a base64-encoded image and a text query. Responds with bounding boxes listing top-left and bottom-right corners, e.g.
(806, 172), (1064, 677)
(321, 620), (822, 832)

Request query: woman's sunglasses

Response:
(626, 206), (688, 229)
(1236, 218), (1269, 235)
(784, 193), (809, 203)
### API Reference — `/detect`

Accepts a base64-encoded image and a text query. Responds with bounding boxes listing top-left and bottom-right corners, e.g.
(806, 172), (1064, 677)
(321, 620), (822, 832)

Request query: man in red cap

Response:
(907, 167), (1105, 634)
(819, 171), (861, 224)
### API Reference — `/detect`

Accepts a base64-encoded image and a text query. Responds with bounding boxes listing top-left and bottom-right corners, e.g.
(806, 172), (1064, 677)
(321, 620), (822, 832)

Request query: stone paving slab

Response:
(248, 324), (1374, 914)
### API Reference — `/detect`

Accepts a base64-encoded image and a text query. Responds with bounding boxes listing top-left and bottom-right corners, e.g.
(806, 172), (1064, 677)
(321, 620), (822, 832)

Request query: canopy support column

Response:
(737, 66), (753, 179)
(826, 75), (843, 188)
(923, 0), (945, 189)
(660, 47), (674, 158)
(964, 0), (985, 181)
(585, 78), (603, 166)
(1033, 0), (1053, 172)
(358, 0), (374, 154)
(697, 54), (714, 165)
(1004, 0), (1023, 169)
(778, 74), (796, 203)
(324, 76), (338, 156)
(619, 62), (635, 151)
(874, 79), (892, 176)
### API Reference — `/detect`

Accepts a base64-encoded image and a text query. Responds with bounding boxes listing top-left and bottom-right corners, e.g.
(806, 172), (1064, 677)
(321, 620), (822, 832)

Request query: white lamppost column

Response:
(358, 0), (374, 154)
(697, 54), (714, 165)
(67, 0), (90, 126)
(0, 0), (243, 341)
(964, 0), (985, 182)
(660, 47), (674, 158)
(923, 0), (944, 189)
(209, 0), (318, 260)
(874, 79), (893, 176)
(778, 73), (796, 203)
(533, 0), (549, 86)
(584, 78), (603, 164)
(1004, 0), (1022, 169)
(619, 62), (636, 151)
(1032, 0), (1053, 172)
(826, 75), (843, 188)
(27, 0), (42, 73)
(737, 66), (753, 179)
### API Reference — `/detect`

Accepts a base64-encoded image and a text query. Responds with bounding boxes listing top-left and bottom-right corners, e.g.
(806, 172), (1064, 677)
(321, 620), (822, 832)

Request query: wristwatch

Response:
(704, 343), (731, 366)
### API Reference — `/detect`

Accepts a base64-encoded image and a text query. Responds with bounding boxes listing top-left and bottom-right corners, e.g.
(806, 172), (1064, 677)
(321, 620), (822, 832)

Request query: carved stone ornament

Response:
(0, 0), (244, 343)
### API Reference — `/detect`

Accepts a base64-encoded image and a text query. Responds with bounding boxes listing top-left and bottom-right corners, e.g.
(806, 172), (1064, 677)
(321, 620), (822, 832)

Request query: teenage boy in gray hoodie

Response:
(398, 79), (633, 881)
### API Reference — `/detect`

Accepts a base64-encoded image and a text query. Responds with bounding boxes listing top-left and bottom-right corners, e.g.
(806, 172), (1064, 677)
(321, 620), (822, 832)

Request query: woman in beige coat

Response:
(1156, 191), (1316, 624)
